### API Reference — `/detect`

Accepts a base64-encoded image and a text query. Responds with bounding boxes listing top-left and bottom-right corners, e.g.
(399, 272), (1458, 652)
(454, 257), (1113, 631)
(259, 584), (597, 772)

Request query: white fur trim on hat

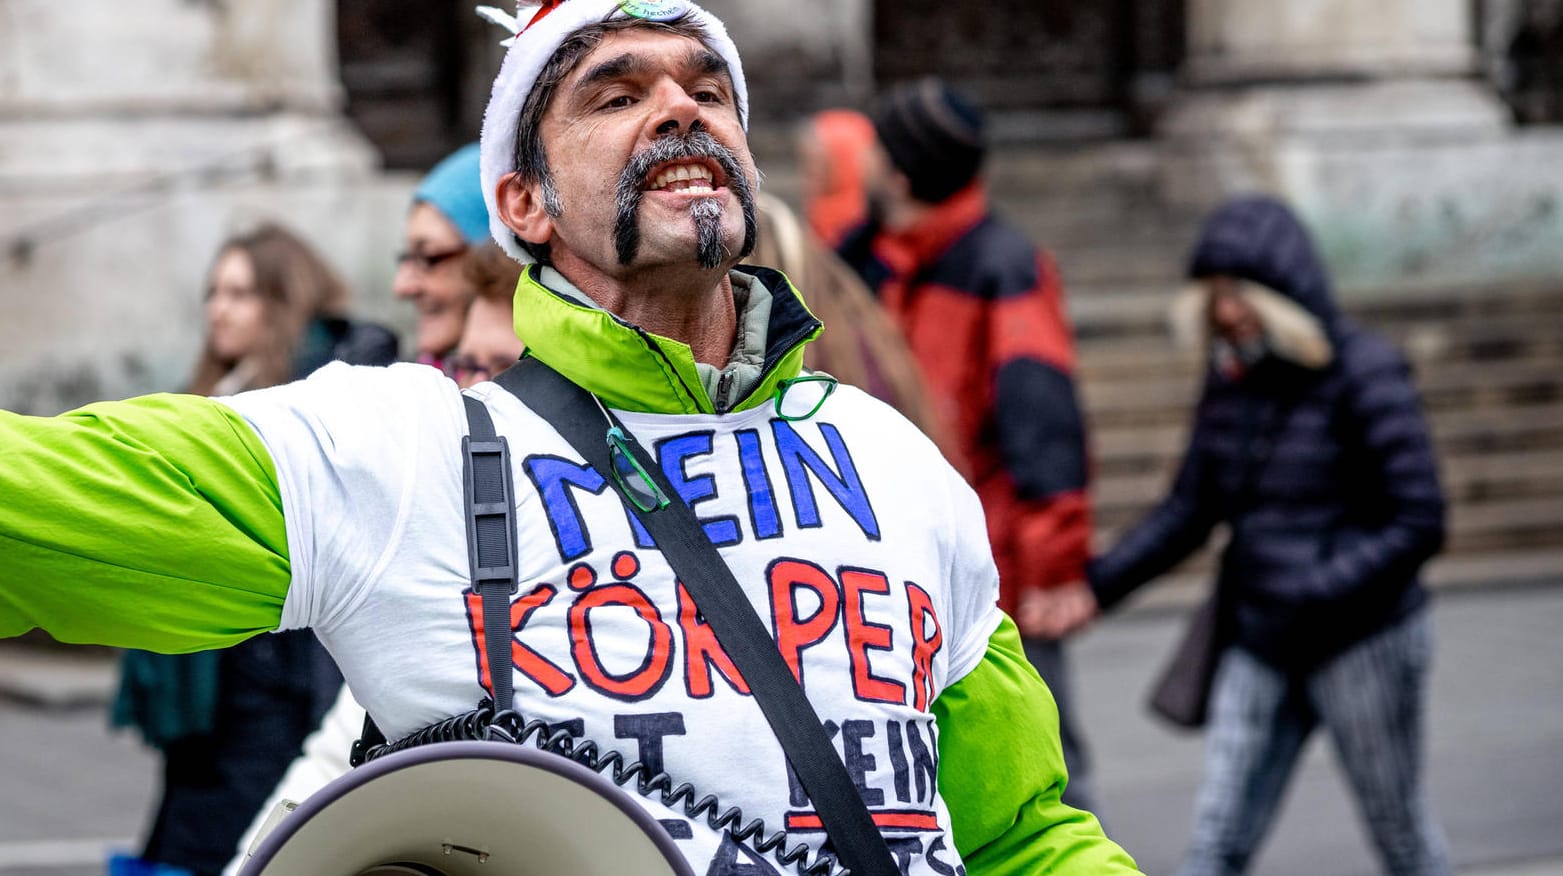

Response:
(478, 0), (749, 264)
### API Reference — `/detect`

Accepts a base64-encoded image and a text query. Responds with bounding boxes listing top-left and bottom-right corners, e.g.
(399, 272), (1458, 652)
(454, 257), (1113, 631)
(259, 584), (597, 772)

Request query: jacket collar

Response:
(510, 263), (822, 415)
(873, 182), (989, 278)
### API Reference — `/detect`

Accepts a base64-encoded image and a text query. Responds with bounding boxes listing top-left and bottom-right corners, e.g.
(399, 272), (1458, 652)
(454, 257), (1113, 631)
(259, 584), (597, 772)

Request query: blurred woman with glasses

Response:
(392, 143), (492, 371)
(445, 242), (528, 388)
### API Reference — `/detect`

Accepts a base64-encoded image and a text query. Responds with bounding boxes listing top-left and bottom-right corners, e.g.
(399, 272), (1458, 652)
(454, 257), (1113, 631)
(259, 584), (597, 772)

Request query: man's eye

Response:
(603, 95), (635, 110)
(692, 90), (722, 104)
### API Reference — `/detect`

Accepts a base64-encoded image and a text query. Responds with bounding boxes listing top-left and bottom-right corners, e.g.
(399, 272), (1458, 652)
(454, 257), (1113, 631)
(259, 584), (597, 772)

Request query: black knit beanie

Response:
(871, 77), (987, 205)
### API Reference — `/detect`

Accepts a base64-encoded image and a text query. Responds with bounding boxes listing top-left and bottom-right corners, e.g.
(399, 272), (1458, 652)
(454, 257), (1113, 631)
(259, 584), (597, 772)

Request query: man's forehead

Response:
(563, 28), (727, 90)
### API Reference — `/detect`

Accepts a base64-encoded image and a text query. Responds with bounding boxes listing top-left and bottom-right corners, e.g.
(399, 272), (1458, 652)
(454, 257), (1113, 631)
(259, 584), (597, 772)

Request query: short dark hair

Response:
(508, 14), (729, 262)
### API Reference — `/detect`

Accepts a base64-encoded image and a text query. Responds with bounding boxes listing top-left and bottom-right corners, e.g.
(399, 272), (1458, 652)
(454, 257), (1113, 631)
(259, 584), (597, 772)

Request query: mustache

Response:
(613, 129), (756, 267)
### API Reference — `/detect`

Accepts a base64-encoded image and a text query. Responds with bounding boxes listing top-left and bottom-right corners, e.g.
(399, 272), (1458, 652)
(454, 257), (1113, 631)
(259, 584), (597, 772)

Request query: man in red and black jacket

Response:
(838, 77), (1099, 814)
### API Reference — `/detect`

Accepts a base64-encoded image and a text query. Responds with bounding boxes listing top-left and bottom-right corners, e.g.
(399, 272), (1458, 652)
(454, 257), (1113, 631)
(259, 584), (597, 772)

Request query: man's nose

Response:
(649, 80), (701, 138)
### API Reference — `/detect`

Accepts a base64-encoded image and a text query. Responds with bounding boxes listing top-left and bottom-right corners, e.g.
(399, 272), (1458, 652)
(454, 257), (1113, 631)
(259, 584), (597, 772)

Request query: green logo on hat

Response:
(619, 0), (690, 21)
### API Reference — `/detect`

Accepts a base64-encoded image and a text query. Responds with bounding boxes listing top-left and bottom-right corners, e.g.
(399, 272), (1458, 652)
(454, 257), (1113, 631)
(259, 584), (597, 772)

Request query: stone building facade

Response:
(0, 0), (411, 414)
(4, 0), (1563, 413)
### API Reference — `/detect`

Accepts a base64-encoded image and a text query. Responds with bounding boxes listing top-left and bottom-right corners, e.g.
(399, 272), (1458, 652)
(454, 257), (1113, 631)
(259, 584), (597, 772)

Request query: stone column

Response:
(0, 0), (413, 414)
(1158, 0), (1563, 291)
(1184, 0), (1476, 82)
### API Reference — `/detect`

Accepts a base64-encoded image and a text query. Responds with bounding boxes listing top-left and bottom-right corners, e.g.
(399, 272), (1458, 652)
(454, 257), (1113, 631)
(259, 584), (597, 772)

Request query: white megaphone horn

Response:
(237, 741), (694, 876)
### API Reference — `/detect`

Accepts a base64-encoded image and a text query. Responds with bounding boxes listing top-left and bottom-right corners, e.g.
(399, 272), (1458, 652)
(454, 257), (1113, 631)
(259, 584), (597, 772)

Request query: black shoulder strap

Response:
(461, 395), (522, 715)
(494, 357), (896, 876)
(351, 394), (521, 768)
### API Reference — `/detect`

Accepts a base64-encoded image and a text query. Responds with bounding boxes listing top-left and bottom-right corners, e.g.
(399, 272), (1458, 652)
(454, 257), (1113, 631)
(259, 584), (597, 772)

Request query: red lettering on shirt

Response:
(676, 582), (751, 698)
(463, 584), (576, 697)
(768, 558), (841, 687)
(568, 583), (675, 701)
(840, 567), (908, 705)
(906, 583), (943, 711)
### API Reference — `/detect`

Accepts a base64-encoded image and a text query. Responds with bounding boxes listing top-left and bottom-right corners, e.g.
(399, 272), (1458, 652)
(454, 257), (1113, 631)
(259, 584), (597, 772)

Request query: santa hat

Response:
(477, 1), (749, 263)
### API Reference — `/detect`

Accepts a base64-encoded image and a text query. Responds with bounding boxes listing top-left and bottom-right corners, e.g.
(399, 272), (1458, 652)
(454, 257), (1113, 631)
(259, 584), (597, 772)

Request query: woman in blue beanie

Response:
(393, 143), (491, 370)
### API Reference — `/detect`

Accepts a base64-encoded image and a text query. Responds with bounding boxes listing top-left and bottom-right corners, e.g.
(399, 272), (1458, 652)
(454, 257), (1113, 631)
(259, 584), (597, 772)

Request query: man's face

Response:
(519, 28), (758, 277)
(860, 140), (901, 227)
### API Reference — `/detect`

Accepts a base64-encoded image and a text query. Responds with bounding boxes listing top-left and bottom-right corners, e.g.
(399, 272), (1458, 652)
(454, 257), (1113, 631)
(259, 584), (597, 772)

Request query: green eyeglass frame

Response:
(606, 425), (671, 513)
(773, 375), (839, 422)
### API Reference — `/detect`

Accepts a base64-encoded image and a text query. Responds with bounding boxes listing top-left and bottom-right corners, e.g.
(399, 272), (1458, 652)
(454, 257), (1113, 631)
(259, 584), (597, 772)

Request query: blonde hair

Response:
(187, 224), (350, 395)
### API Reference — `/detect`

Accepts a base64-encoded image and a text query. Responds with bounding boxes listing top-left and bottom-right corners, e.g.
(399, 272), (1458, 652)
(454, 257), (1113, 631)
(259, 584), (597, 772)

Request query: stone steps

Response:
(1094, 400), (1563, 479)
(1079, 312), (1563, 380)
(1069, 279), (1563, 339)
(1082, 356), (1563, 428)
(1093, 465), (1563, 555)
(1094, 448), (1563, 517)
(1110, 546), (1563, 615)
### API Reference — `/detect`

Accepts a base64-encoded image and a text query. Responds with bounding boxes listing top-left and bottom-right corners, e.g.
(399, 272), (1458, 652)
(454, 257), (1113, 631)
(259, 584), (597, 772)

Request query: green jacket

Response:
(0, 265), (1137, 874)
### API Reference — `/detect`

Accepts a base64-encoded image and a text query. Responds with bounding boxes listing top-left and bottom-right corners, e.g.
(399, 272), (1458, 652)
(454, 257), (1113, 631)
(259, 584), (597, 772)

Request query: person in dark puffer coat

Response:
(1042, 196), (1452, 876)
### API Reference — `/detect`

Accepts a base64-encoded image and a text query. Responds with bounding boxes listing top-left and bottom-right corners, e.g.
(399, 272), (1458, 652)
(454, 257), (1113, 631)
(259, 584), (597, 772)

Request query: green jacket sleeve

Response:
(0, 394), (289, 652)
(935, 616), (1140, 874)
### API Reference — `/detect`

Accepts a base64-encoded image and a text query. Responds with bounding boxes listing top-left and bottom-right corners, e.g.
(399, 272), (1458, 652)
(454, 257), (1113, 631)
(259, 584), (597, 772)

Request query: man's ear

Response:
(495, 172), (554, 248)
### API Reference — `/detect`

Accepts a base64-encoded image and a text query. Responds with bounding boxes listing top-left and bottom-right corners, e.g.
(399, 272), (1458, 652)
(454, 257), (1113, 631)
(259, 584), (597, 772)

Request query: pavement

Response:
(2, 583), (1561, 875)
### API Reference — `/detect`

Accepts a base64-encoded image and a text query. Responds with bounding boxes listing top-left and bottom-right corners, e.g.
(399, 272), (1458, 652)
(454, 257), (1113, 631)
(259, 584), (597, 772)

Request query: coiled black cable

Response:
(361, 704), (847, 876)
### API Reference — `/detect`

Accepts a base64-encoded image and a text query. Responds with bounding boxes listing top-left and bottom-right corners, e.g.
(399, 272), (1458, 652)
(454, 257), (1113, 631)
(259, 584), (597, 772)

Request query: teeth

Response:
(648, 163), (717, 191)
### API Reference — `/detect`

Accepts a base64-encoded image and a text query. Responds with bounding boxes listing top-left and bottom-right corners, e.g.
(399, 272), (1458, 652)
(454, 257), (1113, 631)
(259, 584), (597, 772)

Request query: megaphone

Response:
(237, 741), (694, 876)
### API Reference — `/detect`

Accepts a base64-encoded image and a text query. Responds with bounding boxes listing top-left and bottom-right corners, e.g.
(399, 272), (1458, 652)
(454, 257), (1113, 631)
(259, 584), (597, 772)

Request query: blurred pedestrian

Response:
(1044, 196), (1451, 876)
(839, 77), (1099, 815)
(113, 223), (395, 876)
(445, 242), (528, 388)
(798, 109), (877, 248)
(394, 142), (489, 369)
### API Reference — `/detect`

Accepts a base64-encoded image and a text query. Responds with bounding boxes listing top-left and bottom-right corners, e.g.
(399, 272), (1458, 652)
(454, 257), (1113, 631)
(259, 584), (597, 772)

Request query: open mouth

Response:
(643, 159), (725, 195)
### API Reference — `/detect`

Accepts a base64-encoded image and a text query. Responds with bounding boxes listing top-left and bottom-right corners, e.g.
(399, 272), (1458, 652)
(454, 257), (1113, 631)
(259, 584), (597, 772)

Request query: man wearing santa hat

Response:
(0, 3), (1138, 873)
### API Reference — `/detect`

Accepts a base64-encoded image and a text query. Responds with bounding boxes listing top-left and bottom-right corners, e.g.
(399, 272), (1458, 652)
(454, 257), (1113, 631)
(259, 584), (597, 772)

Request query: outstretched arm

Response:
(0, 394), (289, 652)
(935, 617), (1141, 874)
(1088, 399), (1222, 612)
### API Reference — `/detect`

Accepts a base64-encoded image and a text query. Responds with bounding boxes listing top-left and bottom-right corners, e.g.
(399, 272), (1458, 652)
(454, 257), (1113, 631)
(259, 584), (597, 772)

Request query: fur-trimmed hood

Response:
(1169, 279), (1335, 371)
(1185, 196), (1342, 335)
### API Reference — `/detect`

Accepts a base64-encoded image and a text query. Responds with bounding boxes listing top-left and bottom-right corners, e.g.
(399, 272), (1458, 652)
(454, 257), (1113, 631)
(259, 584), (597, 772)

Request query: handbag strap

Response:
(493, 356), (897, 876)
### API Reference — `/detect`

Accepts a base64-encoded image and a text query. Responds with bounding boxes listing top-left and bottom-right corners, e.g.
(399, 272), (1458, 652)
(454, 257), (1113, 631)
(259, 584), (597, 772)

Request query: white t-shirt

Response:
(226, 362), (1003, 876)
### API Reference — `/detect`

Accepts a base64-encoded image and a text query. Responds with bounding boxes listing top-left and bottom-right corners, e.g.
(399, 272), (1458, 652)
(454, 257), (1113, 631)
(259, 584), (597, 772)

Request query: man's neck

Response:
(881, 197), (934, 234)
(552, 253), (740, 367)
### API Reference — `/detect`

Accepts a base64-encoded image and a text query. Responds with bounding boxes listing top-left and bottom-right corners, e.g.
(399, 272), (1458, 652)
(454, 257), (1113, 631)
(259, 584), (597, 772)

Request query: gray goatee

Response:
(611, 129), (757, 268)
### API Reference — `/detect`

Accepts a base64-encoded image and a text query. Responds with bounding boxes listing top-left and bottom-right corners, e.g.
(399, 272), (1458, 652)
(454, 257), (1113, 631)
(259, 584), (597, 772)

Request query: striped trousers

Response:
(1178, 607), (1451, 876)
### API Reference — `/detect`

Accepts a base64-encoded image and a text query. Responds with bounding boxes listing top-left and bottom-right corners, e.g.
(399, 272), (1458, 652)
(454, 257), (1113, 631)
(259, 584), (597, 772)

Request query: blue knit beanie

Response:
(413, 143), (489, 244)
